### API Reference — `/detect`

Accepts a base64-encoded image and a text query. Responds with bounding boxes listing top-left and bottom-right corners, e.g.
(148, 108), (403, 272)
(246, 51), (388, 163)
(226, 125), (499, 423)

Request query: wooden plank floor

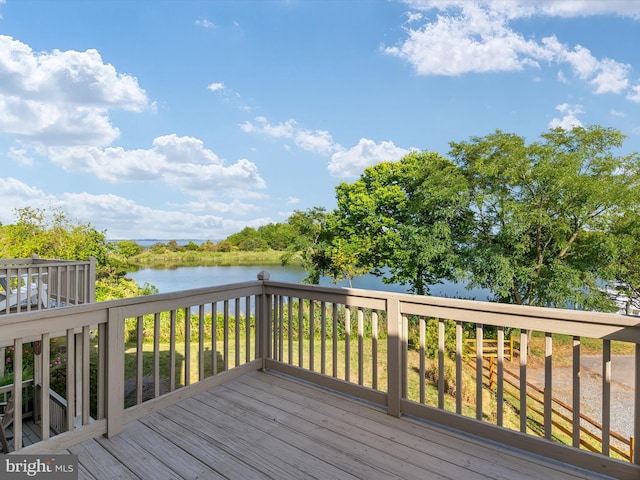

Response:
(63, 371), (615, 480)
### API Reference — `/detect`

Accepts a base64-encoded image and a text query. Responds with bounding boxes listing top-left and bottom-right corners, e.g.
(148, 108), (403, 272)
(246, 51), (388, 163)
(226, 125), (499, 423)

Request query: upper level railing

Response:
(0, 272), (637, 479)
(0, 256), (96, 314)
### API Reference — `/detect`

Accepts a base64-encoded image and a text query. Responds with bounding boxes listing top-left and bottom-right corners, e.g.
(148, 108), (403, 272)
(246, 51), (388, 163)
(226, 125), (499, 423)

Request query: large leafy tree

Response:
(332, 151), (471, 295)
(281, 207), (332, 284)
(450, 125), (640, 309)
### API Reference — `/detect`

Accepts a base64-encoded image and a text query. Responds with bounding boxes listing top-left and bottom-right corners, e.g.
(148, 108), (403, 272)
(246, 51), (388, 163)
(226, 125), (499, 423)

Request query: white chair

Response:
(0, 274), (48, 311)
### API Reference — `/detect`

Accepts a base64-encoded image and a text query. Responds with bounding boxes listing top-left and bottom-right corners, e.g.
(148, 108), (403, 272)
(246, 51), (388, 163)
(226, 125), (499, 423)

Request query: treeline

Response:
(119, 222), (297, 255)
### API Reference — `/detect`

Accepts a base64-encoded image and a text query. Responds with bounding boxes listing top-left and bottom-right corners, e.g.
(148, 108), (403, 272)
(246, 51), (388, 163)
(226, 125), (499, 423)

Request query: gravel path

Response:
(525, 355), (635, 444)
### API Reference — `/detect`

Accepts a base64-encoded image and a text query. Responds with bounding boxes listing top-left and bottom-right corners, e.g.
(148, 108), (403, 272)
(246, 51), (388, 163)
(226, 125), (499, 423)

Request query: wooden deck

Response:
(61, 371), (614, 480)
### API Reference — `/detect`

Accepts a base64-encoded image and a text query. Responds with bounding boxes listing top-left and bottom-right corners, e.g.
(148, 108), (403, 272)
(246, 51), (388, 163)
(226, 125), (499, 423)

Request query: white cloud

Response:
(402, 1), (640, 19)
(328, 138), (410, 178)
(61, 192), (256, 239)
(287, 196), (300, 205)
(195, 18), (215, 29)
(46, 133), (266, 197)
(0, 178), (270, 239)
(627, 84), (640, 103)
(0, 177), (55, 224)
(7, 146), (33, 166)
(207, 82), (224, 92)
(0, 36), (149, 147)
(241, 116), (339, 154)
(548, 103), (584, 130)
(388, 2), (639, 100)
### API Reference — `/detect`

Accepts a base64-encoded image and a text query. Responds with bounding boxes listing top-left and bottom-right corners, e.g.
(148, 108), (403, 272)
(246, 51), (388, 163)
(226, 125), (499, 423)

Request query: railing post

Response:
(106, 307), (125, 438)
(387, 297), (402, 418)
(257, 271), (271, 371)
(88, 256), (96, 303)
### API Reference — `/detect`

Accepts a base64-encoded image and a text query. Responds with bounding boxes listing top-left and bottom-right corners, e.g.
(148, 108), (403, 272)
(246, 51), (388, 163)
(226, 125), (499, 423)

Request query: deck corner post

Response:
(105, 307), (125, 438)
(387, 297), (402, 418)
(88, 257), (97, 303)
(257, 271), (271, 371)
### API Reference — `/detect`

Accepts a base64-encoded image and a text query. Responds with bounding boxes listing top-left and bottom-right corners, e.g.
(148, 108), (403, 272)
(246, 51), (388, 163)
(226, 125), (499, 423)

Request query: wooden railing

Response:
(0, 256), (96, 314)
(0, 273), (637, 479)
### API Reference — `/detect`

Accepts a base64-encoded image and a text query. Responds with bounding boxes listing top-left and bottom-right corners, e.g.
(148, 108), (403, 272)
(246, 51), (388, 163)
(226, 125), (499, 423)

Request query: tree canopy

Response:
(450, 125), (640, 308)
(321, 125), (640, 310)
(332, 151), (471, 295)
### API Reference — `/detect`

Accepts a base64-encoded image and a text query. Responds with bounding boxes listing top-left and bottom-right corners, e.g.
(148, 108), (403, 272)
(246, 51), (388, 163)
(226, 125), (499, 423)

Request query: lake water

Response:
(127, 265), (491, 301)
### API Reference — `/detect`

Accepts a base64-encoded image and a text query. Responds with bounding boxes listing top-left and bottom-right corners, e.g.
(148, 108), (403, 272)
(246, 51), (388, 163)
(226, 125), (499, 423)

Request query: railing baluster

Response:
(402, 313), (408, 399)
(544, 332), (552, 439)
(223, 300), (229, 371)
(332, 303), (338, 378)
(520, 329), (528, 433)
(497, 326), (505, 427)
(345, 306), (351, 382)
(372, 309), (378, 391)
(309, 300), (315, 372)
(212, 303), (218, 376)
(573, 336), (581, 448)
(602, 339), (611, 455)
(246, 296), (251, 363)
(41, 332), (51, 440)
(82, 325), (90, 425)
(298, 298), (304, 368)
(66, 328), (75, 432)
(13, 337), (23, 449)
(357, 307), (363, 385)
(185, 307), (191, 385)
(98, 322), (106, 418)
(153, 312), (160, 397)
(169, 310), (176, 391)
(136, 316), (143, 404)
(476, 324), (483, 421)
(235, 298), (240, 368)
(287, 297), (293, 365)
(419, 316), (425, 404)
(438, 318), (445, 409)
(199, 305), (205, 381)
(456, 320), (463, 414)
(320, 301), (327, 375)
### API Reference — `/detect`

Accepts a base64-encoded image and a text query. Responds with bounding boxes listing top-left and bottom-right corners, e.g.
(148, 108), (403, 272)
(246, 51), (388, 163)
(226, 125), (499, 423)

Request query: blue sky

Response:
(1, 0), (639, 240)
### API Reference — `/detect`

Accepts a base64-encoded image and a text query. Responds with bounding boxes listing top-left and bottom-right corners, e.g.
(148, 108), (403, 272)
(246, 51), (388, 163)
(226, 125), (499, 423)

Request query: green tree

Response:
(281, 207), (332, 284)
(332, 151), (471, 295)
(450, 125), (640, 309)
(608, 209), (640, 313)
(113, 240), (142, 258)
(257, 222), (296, 250)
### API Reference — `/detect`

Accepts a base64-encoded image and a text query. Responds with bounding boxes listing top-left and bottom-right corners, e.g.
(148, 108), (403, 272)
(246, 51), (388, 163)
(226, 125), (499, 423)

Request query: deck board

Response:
(65, 371), (615, 480)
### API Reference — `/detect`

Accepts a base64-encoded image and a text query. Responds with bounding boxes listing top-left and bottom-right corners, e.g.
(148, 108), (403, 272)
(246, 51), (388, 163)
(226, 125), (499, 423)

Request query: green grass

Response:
(125, 249), (295, 268)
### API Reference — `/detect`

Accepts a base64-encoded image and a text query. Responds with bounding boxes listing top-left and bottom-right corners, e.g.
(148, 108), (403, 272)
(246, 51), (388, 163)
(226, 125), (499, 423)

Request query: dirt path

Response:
(524, 356), (635, 441)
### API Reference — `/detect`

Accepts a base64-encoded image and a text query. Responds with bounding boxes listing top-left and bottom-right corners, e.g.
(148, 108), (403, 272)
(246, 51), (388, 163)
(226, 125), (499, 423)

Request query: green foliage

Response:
(112, 240), (143, 258)
(332, 151), (472, 295)
(450, 125), (640, 308)
(281, 207), (333, 284)
(0, 207), (157, 302)
(0, 207), (108, 265)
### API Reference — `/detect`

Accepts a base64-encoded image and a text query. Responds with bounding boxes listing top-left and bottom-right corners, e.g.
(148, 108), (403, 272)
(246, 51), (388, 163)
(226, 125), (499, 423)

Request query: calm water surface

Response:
(127, 265), (490, 301)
